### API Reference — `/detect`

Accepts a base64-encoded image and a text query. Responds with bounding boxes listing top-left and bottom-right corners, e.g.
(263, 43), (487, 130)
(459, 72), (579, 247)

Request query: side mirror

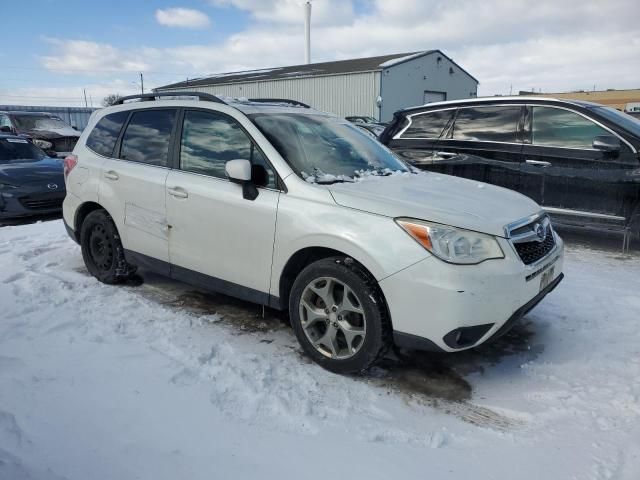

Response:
(593, 135), (621, 155)
(225, 159), (258, 200)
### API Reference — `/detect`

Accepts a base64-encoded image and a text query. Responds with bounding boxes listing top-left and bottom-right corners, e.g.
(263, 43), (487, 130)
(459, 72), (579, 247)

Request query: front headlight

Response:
(0, 183), (18, 191)
(396, 218), (504, 265)
(33, 139), (53, 150)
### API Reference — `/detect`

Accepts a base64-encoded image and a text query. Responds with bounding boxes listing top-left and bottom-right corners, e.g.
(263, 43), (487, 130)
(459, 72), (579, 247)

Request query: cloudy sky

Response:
(1, 0), (639, 107)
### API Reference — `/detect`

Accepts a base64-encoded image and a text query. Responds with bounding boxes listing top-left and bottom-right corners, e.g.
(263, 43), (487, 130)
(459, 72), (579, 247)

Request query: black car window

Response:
(532, 107), (609, 149)
(120, 109), (176, 166)
(401, 109), (454, 139)
(452, 106), (521, 142)
(86, 111), (129, 157)
(0, 115), (12, 129)
(180, 110), (275, 187)
(0, 138), (47, 162)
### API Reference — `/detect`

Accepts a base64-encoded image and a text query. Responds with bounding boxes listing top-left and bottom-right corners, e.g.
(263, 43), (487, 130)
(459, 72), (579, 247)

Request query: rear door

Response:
(429, 105), (524, 190)
(522, 105), (637, 218)
(98, 108), (178, 273)
(165, 108), (280, 303)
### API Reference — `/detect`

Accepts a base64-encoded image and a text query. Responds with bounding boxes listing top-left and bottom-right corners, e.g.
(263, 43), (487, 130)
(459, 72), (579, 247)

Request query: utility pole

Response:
(83, 89), (88, 107)
(140, 72), (144, 94)
(304, 1), (311, 64)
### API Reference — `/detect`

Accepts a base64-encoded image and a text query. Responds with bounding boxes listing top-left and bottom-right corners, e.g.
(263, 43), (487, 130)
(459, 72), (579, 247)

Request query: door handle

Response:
(435, 151), (458, 158)
(104, 171), (119, 180)
(526, 159), (552, 168)
(167, 187), (188, 199)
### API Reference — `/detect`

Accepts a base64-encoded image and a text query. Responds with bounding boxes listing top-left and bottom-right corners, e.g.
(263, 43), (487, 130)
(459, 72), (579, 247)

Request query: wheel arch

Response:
(74, 201), (113, 240)
(276, 246), (392, 328)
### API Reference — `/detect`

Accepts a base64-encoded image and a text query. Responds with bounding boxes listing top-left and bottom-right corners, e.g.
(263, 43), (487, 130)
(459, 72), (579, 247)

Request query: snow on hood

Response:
(327, 172), (541, 237)
(29, 126), (80, 139)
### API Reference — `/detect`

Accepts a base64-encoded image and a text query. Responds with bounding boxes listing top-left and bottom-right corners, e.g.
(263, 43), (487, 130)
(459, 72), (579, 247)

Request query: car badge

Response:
(534, 222), (546, 241)
(47, 183), (59, 190)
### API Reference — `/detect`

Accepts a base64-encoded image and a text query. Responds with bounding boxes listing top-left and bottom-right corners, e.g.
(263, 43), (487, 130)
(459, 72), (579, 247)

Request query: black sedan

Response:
(0, 134), (65, 220)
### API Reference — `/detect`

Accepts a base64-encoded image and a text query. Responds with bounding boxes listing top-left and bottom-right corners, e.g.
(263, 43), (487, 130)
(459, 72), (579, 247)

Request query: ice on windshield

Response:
(251, 113), (409, 183)
(11, 115), (71, 131)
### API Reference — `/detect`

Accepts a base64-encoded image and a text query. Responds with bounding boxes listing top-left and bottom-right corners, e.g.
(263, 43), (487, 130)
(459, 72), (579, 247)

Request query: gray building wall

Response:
(379, 52), (478, 122)
(0, 105), (97, 130)
(158, 71), (380, 119)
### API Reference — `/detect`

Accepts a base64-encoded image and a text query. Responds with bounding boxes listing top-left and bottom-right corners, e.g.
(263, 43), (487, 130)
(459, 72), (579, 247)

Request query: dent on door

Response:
(124, 203), (170, 240)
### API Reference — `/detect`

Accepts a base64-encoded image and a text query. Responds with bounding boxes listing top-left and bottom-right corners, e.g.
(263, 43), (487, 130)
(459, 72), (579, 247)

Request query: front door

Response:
(166, 108), (280, 304)
(522, 105), (637, 217)
(99, 108), (177, 273)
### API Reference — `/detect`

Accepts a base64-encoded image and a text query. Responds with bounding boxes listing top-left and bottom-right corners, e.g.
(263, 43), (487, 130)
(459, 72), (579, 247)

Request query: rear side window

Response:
(120, 109), (176, 166)
(452, 106), (521, 142)
(85, 111), (129, 157)
(532, 107), (609, 149)
(180, 110), (275, 187)
(401, 110), (454, 139)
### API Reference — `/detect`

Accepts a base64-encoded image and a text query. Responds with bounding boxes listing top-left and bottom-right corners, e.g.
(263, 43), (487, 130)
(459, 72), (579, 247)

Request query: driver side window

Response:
(180, 110), (275, 188)
(532, 107), (609, 149)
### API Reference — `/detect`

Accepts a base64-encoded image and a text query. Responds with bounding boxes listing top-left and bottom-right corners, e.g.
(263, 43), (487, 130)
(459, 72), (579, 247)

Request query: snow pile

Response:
(0, 220), (639, 479)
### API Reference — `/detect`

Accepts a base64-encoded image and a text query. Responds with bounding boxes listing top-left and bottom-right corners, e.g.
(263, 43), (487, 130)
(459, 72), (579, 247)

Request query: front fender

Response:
(270, 192), (429, 298)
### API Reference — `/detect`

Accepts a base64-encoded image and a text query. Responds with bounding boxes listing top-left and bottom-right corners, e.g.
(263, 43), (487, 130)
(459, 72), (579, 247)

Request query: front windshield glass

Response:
(11, 115), (70, 131)
(0, 138), (47, 162)
(250, 113), (409, 183)
(589, 106), (640, 137)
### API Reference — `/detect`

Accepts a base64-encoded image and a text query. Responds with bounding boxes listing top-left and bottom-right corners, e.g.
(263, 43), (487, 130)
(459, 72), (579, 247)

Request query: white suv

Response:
(62, 93), (564, 373)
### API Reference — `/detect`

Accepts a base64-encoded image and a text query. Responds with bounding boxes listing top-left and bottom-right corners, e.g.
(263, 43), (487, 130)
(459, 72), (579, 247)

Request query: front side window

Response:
(180, 110), (275, 187)
(401, 109), (454, 139)
(0, 115), (12, 129)
(452, 106), (521, 142)
(532, 107), (609, 149)
(120, 109), (176, 166)
(86, 111), (129, 157)
(251, 113), (409, 183)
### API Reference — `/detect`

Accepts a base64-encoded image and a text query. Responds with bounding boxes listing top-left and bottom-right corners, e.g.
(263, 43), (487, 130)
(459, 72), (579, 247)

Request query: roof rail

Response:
(247, 98), (310, 108)
(113, 91), (227, 105)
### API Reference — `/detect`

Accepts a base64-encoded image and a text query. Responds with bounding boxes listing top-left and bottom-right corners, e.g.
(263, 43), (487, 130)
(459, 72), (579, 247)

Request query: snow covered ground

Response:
(0, 220), (638, 480)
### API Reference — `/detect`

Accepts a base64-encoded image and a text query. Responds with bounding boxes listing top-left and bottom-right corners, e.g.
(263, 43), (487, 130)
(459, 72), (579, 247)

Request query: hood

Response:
(0, 158), (65, 187)
(18, 127), (80, 140)
(328, 172), (541, 237)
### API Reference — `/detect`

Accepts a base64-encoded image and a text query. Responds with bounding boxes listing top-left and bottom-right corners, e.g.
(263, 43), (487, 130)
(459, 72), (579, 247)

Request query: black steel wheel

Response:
(80, 209), (135, 284)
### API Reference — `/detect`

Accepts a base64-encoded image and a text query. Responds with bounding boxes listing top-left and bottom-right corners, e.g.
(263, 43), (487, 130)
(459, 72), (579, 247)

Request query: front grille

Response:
(19, 193), (64, 211)
(52, 137), (78, 152)
(512, 222), (556, 265)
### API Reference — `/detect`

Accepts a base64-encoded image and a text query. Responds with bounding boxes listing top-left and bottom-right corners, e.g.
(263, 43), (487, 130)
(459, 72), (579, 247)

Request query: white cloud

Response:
(210, 0), (354, 25)
(155, 8), (211, 29)
(12, 0), (640, 106)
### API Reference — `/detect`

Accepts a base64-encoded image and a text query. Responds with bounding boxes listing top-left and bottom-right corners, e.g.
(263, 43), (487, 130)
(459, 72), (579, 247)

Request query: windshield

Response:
(0, 138), (47, 162)
(250, 113), (409, 183)
(589, 106), (640, 138)
(11, 115), (71, 131)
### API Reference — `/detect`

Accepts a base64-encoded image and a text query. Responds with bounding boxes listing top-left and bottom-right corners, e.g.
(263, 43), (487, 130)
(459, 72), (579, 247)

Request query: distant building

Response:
(518, 89), (640, 111)
(0, 105), (97, 130)
(155, 50), (479, 122)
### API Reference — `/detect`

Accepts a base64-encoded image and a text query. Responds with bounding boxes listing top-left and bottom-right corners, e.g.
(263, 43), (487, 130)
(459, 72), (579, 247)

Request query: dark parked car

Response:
(380, 97), (640, 243)
(0, 111), (80, 158)
(0, 134), (65, 220)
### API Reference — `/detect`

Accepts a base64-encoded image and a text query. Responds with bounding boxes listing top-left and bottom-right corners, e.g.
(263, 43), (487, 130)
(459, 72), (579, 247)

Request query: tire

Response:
(289, 256), (392, 374)
(80, 209), (136, 284)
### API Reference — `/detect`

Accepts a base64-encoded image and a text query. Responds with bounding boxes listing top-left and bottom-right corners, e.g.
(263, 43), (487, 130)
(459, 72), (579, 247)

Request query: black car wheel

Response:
(80, 209), (135, 284)
(289, 257), (392, 374)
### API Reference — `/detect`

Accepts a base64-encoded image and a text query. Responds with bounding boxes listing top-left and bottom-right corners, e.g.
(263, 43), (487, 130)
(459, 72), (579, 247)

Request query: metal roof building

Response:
(155, 50), (479, 122)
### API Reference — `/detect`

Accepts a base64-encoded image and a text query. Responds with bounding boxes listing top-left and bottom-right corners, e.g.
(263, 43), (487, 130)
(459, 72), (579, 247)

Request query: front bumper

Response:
(380, 233), (565, 352)
(0, 187), (65, 220)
